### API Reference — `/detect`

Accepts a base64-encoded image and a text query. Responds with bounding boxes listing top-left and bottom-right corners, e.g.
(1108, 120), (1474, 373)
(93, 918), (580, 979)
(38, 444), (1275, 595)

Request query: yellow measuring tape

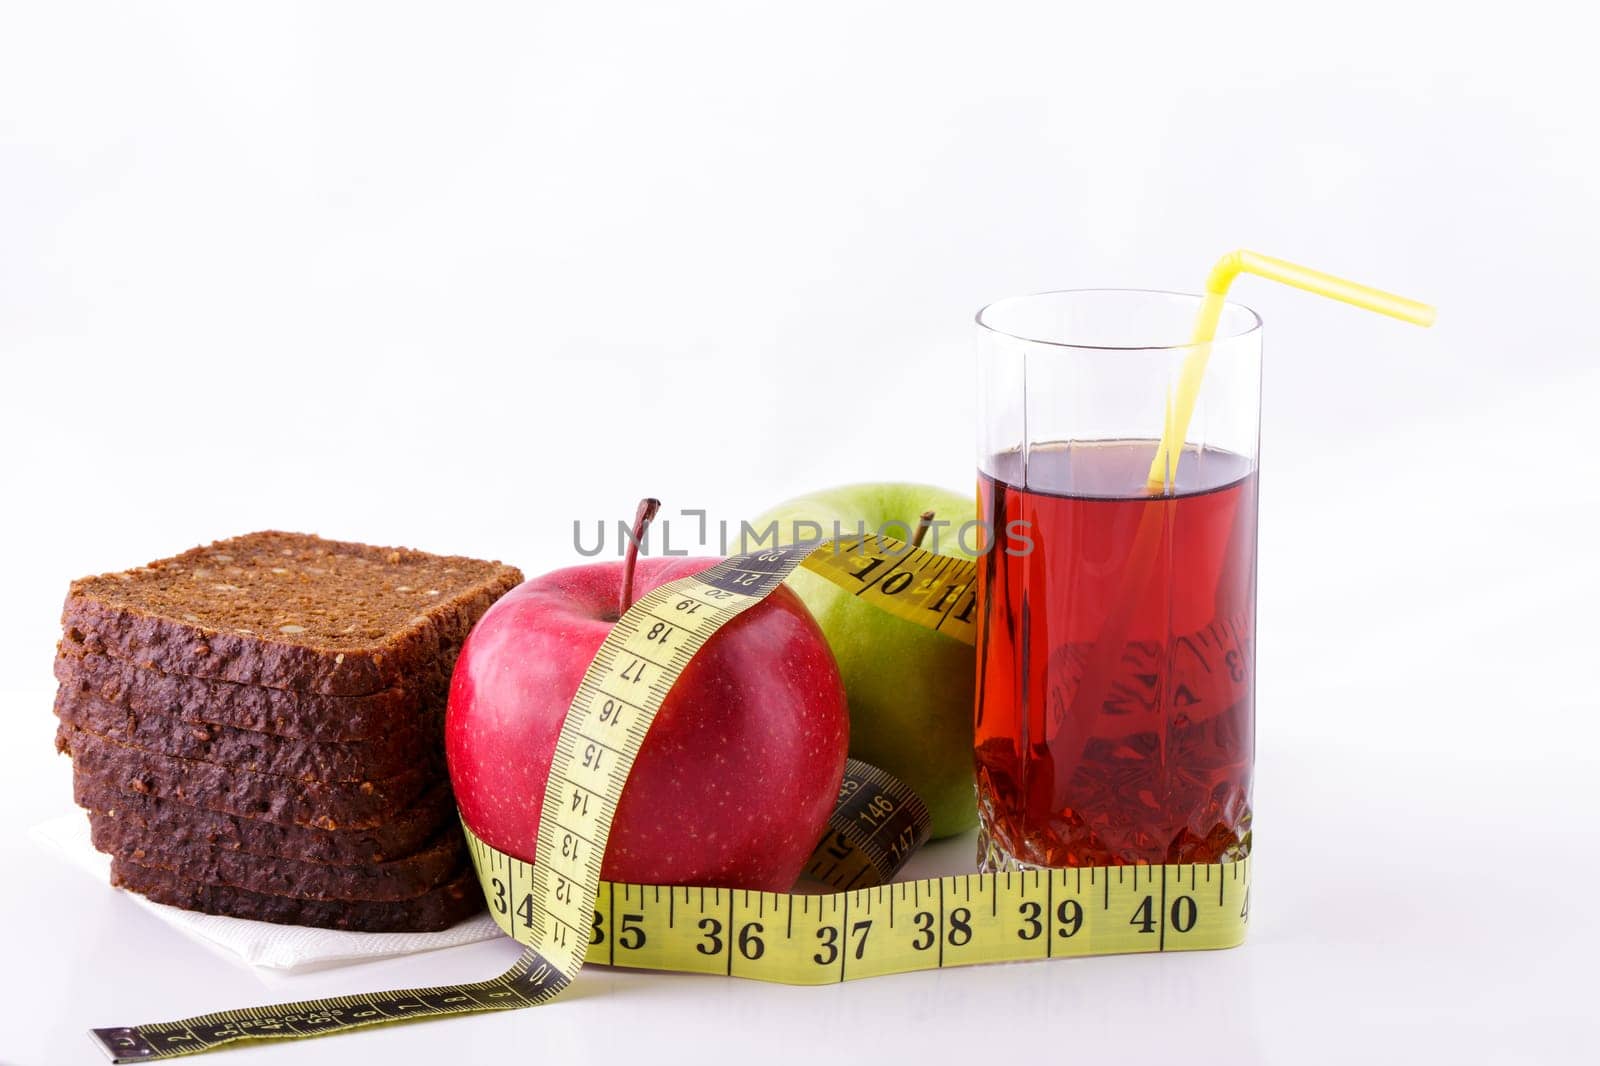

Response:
(93, 535), (1250, 1062)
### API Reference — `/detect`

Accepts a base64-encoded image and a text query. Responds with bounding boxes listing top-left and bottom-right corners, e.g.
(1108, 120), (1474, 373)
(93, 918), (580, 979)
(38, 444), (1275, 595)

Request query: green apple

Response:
(747, 483), (978, 838)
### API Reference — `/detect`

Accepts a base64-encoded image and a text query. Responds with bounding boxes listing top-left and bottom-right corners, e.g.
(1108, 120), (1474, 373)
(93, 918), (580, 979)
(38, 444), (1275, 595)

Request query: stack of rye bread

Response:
(52, 532), (522, 932)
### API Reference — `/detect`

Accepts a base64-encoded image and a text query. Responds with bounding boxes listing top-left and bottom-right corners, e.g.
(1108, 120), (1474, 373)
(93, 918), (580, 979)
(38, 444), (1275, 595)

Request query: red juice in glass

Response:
(974, 289), (1262, 871)
(975, 441), (1255, 867)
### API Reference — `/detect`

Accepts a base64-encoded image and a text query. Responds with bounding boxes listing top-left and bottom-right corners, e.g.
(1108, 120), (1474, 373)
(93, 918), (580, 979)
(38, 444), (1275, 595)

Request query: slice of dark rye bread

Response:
(56, 689), (436, 783)
(90, 817), (465, 902)
(111, 858), (481, 932)
(60, 726), (437, 830)
(54, 646), (447, 742)
(62, 531), (522, 697)
(75, 776), (457, 866)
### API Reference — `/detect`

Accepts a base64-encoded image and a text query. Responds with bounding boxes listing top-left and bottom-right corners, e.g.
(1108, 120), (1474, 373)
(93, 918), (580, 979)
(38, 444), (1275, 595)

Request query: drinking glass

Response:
(973, 289), (1262, 871)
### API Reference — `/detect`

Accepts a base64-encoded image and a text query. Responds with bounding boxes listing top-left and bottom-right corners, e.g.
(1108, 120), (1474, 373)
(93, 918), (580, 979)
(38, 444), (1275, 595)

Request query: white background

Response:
(1, 2), (1595, 1064)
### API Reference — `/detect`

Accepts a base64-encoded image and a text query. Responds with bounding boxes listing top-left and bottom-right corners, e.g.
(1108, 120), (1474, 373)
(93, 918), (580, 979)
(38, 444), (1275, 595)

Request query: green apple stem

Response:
(619, 497), (662, 617)
(910, 510), (936, 549)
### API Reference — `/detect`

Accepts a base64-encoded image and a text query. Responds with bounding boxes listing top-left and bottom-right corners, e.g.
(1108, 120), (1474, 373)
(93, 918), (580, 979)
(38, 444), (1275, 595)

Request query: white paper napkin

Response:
(30, 812), (501, 973)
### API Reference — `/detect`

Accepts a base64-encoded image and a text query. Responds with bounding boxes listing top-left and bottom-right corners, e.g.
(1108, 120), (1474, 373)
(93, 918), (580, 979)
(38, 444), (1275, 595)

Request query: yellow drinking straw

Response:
(1146, 250), (1436, 494)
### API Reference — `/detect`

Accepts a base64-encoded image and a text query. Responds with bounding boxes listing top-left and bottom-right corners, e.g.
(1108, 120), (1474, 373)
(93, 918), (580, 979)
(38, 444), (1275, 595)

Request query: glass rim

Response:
(974, 287), (1263, 353)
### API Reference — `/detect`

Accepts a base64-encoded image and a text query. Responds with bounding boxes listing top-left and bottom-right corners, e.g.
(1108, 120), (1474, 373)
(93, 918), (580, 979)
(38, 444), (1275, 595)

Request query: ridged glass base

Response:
(977, 821), (1040, 873)
(977, 811), (1253, 872)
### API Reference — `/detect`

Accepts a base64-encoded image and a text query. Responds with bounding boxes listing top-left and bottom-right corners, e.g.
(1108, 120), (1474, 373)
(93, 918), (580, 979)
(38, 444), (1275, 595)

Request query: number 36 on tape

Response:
(93, 532), (1250, 1062)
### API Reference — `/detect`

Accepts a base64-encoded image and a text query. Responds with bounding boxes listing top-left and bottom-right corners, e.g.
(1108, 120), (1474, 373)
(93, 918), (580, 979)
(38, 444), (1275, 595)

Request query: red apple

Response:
(446, 521), (849, 892)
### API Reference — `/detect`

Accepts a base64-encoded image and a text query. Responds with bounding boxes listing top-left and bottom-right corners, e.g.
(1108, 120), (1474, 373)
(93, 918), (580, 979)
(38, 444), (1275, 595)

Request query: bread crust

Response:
(63, 532), (522, 696)
(60, 726), (437, 830)
(90, 815), (464, 902)
(54, 646), (442, 741)
(74, 776), (457, 866)
(56, 688), (436, 782)
(110, 857), (482, 932)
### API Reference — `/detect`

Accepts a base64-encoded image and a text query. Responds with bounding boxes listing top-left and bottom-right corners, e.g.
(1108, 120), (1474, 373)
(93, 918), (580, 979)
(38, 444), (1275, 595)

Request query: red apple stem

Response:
(910, 510), (936, 549)
(619, 497), (662, 618)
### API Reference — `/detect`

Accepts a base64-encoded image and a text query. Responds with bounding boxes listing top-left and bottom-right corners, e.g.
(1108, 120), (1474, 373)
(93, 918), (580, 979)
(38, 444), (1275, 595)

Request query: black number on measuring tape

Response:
(911, 911), (935, 950)
(516, 893), (536, 930)
(598, 699), (624, 727)
(1057, 898), (1084, 937)
(928, 584), (962, 613)
(1130, 895), (1156, 934)
(697, 917), (724, 955)
(590, 910), (605, 946)
(491, 877), (508, 916)
(674, 598), (700, 614)
(1170, 895), (1198, 933)
(1017, 900), (1042, 940)
(850, 920), (873, 960)
(880, 572), (914, 595)
(554, 876), (572, 904)
(850, 555), (888, 583)
(570, 788), (590, 816)
(947, 907), (973, 947)
(738, 922), (765, 960)
(582, 743), (603, 770)
(645, 621), (672, 644)
(620, 659), (647, 684)
(813, 926), (839, 965)
(561, 833), (580, 861)
(1225, 649), (1245, 683)
(618, 914), (646, 950)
